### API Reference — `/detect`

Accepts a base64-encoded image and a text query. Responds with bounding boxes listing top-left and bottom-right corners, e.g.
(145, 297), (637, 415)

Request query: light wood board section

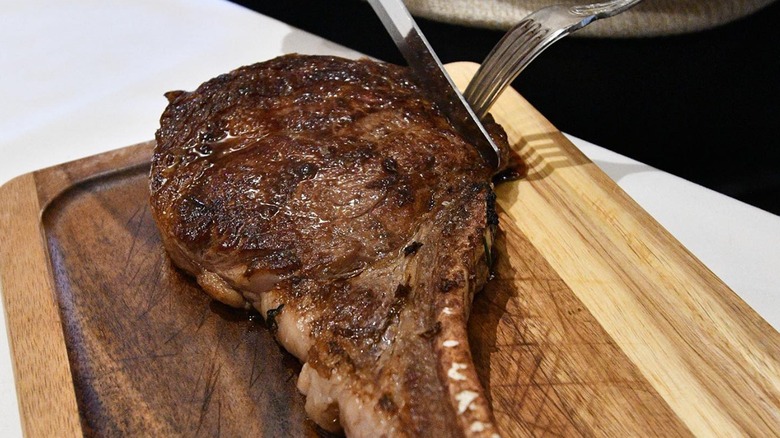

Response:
(0, 174), (82, 437)
(450, 62), (780, 436)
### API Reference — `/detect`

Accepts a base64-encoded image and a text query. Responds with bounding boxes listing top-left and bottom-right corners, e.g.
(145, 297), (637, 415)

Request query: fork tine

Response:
(466, 22), (547, 118)
(475, 21), (537, 85)
(465, 0), (644, 119)
(463, 20), (537, 108)
(476, 31), (552, 117)
(480, 28), (546, 105)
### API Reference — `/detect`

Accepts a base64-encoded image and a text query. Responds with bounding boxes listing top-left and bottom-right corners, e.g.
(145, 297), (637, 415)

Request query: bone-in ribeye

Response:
(150, 54), (510, 437)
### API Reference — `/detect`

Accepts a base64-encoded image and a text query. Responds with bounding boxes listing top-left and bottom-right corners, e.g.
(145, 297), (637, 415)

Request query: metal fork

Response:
(463, 0), (643, 119)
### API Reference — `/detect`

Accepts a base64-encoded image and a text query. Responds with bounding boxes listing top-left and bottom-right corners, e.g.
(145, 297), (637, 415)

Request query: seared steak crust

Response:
(150, 54), (508, 437)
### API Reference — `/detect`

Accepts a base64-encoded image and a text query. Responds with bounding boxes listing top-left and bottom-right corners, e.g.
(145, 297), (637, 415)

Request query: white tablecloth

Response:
(2, 1), (778, 436)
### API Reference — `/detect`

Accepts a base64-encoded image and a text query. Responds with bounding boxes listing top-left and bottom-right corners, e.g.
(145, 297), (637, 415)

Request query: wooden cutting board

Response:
(1, 62), (778, 437)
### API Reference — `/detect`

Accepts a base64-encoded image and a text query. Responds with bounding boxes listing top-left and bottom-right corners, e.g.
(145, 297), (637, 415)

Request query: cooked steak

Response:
(150, 54), (510, 437)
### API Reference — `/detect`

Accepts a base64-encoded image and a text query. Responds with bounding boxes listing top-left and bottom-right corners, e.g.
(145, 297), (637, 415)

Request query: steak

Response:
(150, 54), (510, 437)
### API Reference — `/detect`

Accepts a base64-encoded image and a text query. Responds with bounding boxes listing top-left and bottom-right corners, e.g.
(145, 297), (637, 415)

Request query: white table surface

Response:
(2, 0), (778, 436)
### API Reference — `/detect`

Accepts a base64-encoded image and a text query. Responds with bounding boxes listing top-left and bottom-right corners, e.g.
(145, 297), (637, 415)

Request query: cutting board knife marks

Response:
(453, 58), (780, 436)
(496, 129), (780, 436)
(38, 166), (319, 436)
(470, 214), (692, 437)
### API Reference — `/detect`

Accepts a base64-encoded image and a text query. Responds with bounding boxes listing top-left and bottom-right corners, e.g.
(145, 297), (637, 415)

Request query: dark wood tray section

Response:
(42, 147), (323, 436)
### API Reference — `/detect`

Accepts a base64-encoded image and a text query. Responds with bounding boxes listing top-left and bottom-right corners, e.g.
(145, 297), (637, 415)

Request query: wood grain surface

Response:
(449, 63), (780, 437)
(0, 62), (777, 437)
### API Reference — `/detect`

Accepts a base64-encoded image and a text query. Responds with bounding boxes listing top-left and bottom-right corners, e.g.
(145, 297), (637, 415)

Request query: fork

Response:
(463, 0), (644, 119)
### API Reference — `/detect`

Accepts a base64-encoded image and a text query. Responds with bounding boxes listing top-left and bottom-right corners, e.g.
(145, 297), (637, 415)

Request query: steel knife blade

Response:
(367, 0), (501, 169)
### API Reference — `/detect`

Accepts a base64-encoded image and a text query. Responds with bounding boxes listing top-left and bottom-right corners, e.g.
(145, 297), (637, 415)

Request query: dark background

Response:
(231, 0), (779, 215)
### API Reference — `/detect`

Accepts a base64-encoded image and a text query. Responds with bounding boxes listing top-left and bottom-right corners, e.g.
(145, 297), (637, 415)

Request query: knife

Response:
(367, 0), (501, 169)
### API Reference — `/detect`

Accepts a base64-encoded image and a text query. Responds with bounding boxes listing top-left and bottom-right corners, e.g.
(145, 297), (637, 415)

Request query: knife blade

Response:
(367, 0), (501, 169)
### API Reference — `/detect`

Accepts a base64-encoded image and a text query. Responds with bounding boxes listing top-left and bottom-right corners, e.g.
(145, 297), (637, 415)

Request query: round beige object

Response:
(403, 0), (776, 37)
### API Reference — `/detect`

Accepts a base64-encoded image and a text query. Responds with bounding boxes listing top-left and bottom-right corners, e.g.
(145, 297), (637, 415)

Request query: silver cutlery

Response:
(368, 0), (503, 168)
(464, 0), (644, 119)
